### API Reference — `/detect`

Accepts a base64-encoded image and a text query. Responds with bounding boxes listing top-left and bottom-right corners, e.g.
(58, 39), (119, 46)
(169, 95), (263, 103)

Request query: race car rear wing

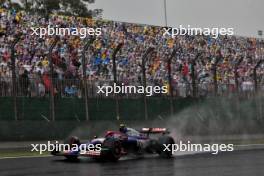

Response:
(140, 128), (170, 134)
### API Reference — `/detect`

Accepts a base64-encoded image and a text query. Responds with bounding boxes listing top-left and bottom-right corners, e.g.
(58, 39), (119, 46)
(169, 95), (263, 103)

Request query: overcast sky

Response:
(90, 0), (264, 38)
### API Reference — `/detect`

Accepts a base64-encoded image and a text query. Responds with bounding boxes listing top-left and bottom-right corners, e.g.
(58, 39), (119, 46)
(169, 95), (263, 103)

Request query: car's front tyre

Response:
(101, 138), (122, 161)
(64, 136), (81, 160)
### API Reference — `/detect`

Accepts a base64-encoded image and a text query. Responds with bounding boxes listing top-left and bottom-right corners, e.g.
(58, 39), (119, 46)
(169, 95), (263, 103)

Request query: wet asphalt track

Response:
(1, 150), (264, 176)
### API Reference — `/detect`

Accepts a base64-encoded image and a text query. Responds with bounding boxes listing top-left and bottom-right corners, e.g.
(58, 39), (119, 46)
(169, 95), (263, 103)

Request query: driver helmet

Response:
(119, 123), (127, 133)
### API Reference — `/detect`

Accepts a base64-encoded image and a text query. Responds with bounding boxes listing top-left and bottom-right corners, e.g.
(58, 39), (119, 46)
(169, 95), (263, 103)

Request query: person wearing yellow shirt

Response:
(42, 58), (49, 68)
(216, 72), (221, 81)
(163, 81), (170, 95)
(101, 52), (106, 60)
(167, 38), (174, 48)
(15, 11), (22, 23)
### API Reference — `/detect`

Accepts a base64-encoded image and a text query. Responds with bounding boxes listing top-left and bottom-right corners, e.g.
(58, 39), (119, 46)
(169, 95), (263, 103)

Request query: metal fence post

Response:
(10, 35), (21, 121)
(191, 53), (200, 97)
(254, 59), (264, 93)
(253, 59), (264, 120)
(142, 47), (155, 120)
(112, 43), (123, 121)
(168, 49), (176, 116)
(48, 37), (59, 121)
(82, 37), (95, 121)
(212, 56), (221, 96)
(234, 57), (243, 93)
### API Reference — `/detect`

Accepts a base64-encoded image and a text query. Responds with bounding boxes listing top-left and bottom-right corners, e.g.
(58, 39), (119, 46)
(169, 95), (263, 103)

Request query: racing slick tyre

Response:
(101, 138), (122, 162)
(64, 136), (81, 160)
(157, 136), (175, 158)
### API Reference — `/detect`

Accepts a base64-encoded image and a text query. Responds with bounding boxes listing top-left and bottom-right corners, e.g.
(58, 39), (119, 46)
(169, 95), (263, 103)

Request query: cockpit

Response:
(126, 128), (141, 137)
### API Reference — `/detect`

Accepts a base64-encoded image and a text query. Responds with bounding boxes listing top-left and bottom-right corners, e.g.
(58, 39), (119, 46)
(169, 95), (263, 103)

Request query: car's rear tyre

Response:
(157, 136), (175, 158)
(101, 138), (122, 161)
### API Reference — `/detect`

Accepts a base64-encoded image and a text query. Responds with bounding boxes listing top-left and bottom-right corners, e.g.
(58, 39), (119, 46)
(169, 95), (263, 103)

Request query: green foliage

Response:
(20, 0), (102, 18)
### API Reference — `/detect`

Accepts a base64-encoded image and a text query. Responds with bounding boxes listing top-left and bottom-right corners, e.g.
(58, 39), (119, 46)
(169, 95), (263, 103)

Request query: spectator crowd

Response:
(0, 3), (263, 98)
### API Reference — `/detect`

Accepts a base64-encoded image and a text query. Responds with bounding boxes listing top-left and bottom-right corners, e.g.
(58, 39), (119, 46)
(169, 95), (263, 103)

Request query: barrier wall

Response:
(0, 97), (197, 121)
(1, 96), (264, 141)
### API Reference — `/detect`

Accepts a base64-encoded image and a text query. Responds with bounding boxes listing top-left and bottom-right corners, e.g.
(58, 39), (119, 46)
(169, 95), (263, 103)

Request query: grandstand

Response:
(0, 2), (263, 120)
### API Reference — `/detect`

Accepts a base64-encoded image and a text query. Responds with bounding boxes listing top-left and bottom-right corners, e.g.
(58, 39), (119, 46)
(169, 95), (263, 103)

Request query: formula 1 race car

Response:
(51, 126), (175, 161)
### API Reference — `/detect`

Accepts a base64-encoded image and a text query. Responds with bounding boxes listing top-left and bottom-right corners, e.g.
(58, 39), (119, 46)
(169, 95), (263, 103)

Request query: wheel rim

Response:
(113, 141), (121, 158)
